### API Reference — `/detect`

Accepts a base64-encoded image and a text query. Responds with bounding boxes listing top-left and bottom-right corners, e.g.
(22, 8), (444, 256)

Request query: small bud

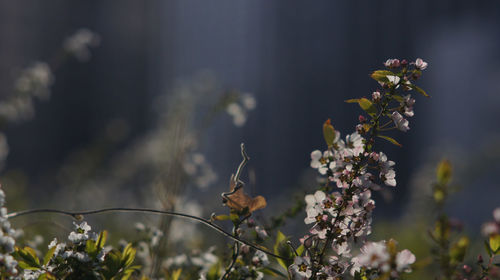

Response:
(241, 244), (250, 254)
(372, 91), (381, 102)
(477, 254), (483, 263)
(392, 59), (400, 68)
(358, 115), (366, 123)
(401, 59), (408, 66)
(303, 236), (313, 248)
(449, 218), (464, 232)
(74, 214), (84, 221)
(463, 265), (472, 274)
(247, 218), (256, 228)
(356, 124), (364, 134)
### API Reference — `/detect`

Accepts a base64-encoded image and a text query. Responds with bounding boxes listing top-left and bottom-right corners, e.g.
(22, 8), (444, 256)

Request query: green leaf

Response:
(450, 237), (469, 264)
(212, 214), (230, 221)
(392, 95), (404, 102)
(86, 240), (98, 257)
(358, 98), (377, 116)
(490, 234), (500, 254)
(258, 267), (288, 278)
(17, 247), (41, 268)
(273, 231), (294, 271)
(411, 85), (429, 97)
(229, 213), (240, 223)
(206, 262), (221, 280)
(17, 261), (39, 270)
(170, 268), (182, 280)
(43, 245), (56, 266)
(377, 135), (402, 147)
(485, 240), (493, 257)
(370, 70), (395, 82)
(345, 98), (360, 103)
(296, 244), (305, 257)
(323, 119), (336, 148)
(121, 243), (136, 268)
(436, 160), (452, 185)
(96, 230), (108, 250)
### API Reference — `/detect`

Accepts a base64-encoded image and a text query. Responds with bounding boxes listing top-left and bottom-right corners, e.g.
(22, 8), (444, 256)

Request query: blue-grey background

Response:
(0, 1), (499, 232)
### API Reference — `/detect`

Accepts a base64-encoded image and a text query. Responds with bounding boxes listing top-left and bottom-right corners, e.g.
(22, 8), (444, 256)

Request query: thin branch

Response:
(234, 143), (249, 183)
(7, 207), (291, 261)
(221, 143), (250, 209)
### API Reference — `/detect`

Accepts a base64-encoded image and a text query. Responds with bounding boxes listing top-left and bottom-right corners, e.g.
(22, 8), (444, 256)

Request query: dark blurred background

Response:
(1, 1), (500, 234)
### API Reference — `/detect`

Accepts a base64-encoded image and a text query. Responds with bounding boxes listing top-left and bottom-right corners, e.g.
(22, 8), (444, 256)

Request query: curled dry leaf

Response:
(224, 174), (266, 213)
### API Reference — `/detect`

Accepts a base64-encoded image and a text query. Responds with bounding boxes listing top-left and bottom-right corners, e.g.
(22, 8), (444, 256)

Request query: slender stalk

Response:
(7, 207), (290, 261)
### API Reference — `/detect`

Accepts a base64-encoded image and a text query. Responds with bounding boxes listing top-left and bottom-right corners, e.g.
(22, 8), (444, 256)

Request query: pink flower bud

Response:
(463, 265), (472, 274)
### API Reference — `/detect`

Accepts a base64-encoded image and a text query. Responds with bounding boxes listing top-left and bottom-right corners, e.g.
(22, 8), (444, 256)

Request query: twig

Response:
(221, 143), (250, 209)
(7, 207), (291, 261)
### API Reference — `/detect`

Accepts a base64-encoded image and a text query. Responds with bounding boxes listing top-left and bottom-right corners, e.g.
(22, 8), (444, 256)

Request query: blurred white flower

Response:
(241, 93), (257, 110)
(63, 28), (101, 62)
(14, 62), (54, 100)
(226, 93), (257, 127)
(357, 241), (390, 271)
(396, 249), (416, 272)
(494, 207), (500, 223)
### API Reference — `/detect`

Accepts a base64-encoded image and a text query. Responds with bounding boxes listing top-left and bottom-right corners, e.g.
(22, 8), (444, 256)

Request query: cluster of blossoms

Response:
(350, 240), (415, 277)
(226, 93), (257, 127)
(2, 29), (99, 124)
(13, 62), (54, 101)
(0, 62), (54, 123)
(0, 187), (21, 278)
(21, 221), (104, 279)
(291, 58), (427, 279)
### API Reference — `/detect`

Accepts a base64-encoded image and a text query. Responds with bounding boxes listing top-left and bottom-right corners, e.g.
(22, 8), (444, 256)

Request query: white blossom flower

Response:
(252, 251), (269, 266)
(395, 249), (416, 272)
(415, 58), (428, 70)
(384, 59), (400, 68)
(386, 75), (400, 85)
(382, 169), (396, 187)
(344, 132), (365, 157)
(310, 150), (333, 175)
(494, 207), (500, 223)
(356, 241), (390, 271)
(254, 226), (268, 239)
(290, 256), (312, 278)
(403, 94), (415, 117)
(481, 222), (499, 236)
(305, 190), (326, 210)
(391, 111), (409, 132)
